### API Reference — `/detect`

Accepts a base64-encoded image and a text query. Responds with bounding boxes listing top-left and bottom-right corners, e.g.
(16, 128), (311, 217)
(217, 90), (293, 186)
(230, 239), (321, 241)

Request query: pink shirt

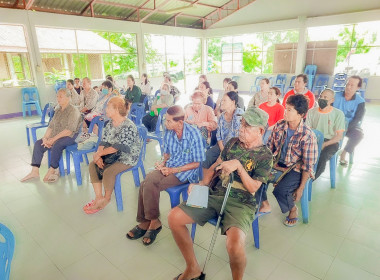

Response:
(184, 104), (217, 131)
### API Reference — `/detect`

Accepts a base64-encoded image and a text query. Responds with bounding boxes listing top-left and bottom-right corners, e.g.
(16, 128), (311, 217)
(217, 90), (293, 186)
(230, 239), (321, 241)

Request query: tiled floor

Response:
(1, 103), (380, 280)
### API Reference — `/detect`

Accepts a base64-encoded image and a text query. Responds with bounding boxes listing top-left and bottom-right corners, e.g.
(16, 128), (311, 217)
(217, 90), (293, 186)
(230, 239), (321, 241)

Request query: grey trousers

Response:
(344, 127), (364, 154)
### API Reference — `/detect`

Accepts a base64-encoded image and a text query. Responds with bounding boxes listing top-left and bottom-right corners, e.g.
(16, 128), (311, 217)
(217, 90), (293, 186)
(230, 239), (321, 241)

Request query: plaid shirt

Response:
(164, 122), (205, 183)
(267, 119), (318, 178)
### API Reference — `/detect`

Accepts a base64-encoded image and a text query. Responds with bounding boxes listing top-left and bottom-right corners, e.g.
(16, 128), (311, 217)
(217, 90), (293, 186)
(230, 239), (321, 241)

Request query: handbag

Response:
(95, 143), (121, 180)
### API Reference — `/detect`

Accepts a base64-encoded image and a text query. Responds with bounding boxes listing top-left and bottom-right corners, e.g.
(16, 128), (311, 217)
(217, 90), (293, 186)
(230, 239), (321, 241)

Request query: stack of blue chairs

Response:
(21, 87), (42, 117)
(0, 223), (15, 280)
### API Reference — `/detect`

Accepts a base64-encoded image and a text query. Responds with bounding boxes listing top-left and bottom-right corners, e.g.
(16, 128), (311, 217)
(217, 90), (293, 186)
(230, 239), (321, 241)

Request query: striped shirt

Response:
(267, 119), (318, 178)
(164, 122), (205, 183)
(216, 108), (244, 145)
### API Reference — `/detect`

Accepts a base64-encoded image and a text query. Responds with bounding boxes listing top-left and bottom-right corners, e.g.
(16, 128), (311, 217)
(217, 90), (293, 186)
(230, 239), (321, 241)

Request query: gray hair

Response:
(57, 88), (71, 98)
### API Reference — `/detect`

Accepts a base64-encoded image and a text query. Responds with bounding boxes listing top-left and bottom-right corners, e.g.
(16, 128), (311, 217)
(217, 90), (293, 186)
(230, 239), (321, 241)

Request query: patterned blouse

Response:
(216, 107), (244, 145)
(99, 118), (142, 166)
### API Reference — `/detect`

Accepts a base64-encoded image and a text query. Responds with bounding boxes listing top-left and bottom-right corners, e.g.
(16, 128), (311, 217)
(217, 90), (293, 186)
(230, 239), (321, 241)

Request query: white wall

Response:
(0, 7), (380, 116)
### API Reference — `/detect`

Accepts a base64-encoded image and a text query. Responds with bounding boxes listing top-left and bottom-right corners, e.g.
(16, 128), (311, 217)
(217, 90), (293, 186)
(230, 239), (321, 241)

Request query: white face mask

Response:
(161, 90), (169, 96)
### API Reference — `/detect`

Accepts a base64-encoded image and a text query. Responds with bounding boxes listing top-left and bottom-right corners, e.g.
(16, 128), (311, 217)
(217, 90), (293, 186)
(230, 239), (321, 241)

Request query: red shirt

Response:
(282, 89), (315, 109)
(259, 102), (285, 126)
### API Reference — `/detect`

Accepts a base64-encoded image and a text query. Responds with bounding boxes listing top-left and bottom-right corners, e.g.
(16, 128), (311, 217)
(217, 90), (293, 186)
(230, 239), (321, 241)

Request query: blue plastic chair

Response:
(254, 76), (265, 92)
(273, 74), (287, 94)
(231, 76), (240, 82)
(114, 125), (147, 211)
(146, 107), (168, 155)
(128, 103), (145, 126)
(143, 95), (155, 113)
(286, 76), (296, 93)
(358, 78), (368, 99)
(26, 103), (55, 146)
(0, 223), (15, 280)
(332, 73), (347, 92)
(312, 74), (329, 96)
(54, 80), (66, 93)
(305, 130), (324, 202)
(22, 87), (42, 118)
(65, 116), (105, 186)
(304, 65), (317, 90)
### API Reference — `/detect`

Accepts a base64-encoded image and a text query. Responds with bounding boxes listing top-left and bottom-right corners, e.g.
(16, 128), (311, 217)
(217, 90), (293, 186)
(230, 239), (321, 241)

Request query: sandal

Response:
(283, 216), (299, 227)
(126, 225), (147, 240)
(142, 226), (162, 246)
(339, 159), (348, 166)
(257, 211), (271, 217)
(173, 272), (206, 280)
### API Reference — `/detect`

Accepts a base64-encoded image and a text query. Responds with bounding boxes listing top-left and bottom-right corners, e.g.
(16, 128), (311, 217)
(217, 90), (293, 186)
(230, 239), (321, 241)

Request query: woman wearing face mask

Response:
(142, 83), (174, 132)
(84, 80), (117, 126)
(259, 87), (285, 143)
(66, 79), (81, 107)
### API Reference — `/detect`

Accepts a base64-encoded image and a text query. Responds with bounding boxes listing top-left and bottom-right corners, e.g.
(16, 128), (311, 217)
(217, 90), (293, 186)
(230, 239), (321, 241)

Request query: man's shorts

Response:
(179, 194), (256, 235)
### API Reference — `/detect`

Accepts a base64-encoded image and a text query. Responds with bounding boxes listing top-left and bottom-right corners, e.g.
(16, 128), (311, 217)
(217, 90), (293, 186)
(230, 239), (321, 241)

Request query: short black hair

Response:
(102, 80), (114, 90)
(225, 91), (239, 107)
(67, 79), (74, 85)
(296, 74), (308, 84)
(349, 75), (363, 87)
(228, 80), (238, 90)
(286, 94), (309, 117)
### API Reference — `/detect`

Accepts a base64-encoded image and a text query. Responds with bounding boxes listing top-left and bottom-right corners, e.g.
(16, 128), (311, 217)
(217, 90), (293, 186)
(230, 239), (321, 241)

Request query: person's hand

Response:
(215, 159), (241, 175)
(153, 108), (158, 116)
(95, 157), (104, 169)
(322, 142), (327, 150)
(46, 138), (55, 146)
(293, 187), (304, 202)
(155, 160), (165, 170)
(187, 183), (195, 195)
(160, 167), (173, 176)
(42, 137), (49, 147)
(93, 152), (101, 163)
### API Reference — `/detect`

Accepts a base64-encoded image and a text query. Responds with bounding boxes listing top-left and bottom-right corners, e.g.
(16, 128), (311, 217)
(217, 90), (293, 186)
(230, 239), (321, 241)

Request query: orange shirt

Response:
(259, 102), (285, 127)
(282, 89), (315, 109)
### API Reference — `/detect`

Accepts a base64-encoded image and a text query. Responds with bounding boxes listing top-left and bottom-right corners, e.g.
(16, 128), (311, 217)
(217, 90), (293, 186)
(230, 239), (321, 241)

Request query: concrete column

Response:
(295, 16), (307, 74)
(201, 37), (207, 74)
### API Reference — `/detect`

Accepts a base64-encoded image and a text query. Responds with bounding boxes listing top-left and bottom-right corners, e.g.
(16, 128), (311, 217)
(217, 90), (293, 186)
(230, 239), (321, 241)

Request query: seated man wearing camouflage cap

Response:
(168, 107), (273, 280)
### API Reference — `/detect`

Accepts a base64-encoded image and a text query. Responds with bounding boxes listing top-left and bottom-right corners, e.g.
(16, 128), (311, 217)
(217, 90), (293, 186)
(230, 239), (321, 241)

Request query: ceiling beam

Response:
(80, 0), (96, 15)
(178, 0), (219, 9)
(25, 0), (35, 10)
(12, 0), (19, 8)
(140, 0), (171, 22)
(124, 0), (151, 21)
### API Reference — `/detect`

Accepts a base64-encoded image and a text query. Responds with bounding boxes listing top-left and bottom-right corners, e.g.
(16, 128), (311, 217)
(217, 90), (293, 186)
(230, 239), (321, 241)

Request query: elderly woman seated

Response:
(83, 97), (142, 214)
(142, 83), (174, 132)
(21, 88), (81, 183)
(185, 90), (217, 142)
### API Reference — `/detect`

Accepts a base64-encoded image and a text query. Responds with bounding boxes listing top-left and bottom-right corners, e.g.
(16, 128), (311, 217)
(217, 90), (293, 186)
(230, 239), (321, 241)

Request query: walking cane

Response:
(202, 172), (234, 275)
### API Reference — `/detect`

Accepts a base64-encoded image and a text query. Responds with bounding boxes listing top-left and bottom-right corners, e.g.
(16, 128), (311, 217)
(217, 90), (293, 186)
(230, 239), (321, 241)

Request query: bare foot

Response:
(43, 168), (58, 182)
(284, 206), (298, 226)
(175, 265), (202, 280)
(259, 200), (271, 213)
(20, 172), (39, 182)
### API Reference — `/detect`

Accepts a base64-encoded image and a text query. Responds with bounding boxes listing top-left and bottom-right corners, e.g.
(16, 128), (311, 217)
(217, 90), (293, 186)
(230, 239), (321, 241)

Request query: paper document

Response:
(186, 185), (209, 208)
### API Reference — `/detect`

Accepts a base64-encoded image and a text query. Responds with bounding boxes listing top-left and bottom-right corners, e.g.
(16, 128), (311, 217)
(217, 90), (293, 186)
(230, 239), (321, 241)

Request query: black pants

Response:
(315, 141), (339, 180)
(142, 114), (158, 132)
(272, 170), (302, 213)
(344, 126), (364, 154)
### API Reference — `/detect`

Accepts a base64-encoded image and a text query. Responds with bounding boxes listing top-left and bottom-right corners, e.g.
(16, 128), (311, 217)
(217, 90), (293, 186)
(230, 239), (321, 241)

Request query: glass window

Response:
(0, 24), (34, 87)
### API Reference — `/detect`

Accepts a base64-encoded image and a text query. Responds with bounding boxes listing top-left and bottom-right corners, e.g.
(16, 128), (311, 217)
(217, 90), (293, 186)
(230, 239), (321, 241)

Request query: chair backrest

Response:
(361, 77), (368, 90)
(129, 103), (145, 125)
(254, 76), (265, 86)
(154, 107), (169, 135)
(304, 65), (317, 76)
(154, 90), (160, 97)
(88, 116), (105, 147)
(312, 129), (325, 171)
(137, 125), (148, 160)
(314, 74), (329, 87)
(231, 76), (240, 82)
(54, 80), (66, 93)
(0, 223), (15, 280)
(286, 76), (296, 92)
(275, 74), (287, 85)
(39, 103), (50, 124)
(21, 87), (39, 103)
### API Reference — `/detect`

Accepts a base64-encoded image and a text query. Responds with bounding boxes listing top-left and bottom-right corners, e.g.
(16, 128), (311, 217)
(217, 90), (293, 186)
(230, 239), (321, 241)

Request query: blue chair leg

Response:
(301, 185), (309, 224)
(66, 150), (71, 175)
(190, 223), (196, 241)
(31, 128), (38, 144)
(140, 166), (146, 179)
(26, 127), (30, 146)
(22, 104), (26, 118)
(114, 173), (123, 211)
(73, 153), (83, 186)
(158, 139), (164, 155)
(330, 154), (336, 189)
(27, 105), (32, 116)
(84, 154), (89, 165)
(349, 152), (354, 164)
(308, 179), (312, 202)
(252, 218), (260, 249)
(58, 155), (65, 177)
(132, 169), (140, 187)
(35, 103), (42, 116)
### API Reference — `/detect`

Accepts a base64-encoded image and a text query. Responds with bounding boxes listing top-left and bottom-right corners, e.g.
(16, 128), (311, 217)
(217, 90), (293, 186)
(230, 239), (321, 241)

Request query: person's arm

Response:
(160, 162), (200, 177)
(203, 107), (218, 131)
(217, 140), (224, 152)
(133, 86), (142, 103)
(45, 129), (72, 147)
(293, 170), (309, 201)
(323, 130), (344, 149)
(348, 102), (365, 131)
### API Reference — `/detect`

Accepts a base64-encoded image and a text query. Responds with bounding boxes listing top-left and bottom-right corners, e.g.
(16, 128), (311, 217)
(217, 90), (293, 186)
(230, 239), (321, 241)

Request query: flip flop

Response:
(83, 200), (95, 211)
(173, 272), (206, 280)
(126, 225), (147, 240)
(339, 159), (348, 166)
(142, 226), (162, 246)
(257, 211), (271, 217)
(283, 216), (299, 227)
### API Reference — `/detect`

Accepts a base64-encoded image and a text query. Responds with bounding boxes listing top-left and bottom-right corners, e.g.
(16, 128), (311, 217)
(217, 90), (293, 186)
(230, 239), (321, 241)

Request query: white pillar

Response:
(295, 16), (307, 74)
(137, 24), (146, 76)
(201, 37), (207, 74)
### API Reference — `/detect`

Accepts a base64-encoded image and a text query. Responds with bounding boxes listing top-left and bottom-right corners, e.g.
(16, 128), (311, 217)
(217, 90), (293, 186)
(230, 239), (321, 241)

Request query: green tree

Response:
(242, 44), (261, 73)
(207, 38), (222, 73)
(336, 25), (377, 65)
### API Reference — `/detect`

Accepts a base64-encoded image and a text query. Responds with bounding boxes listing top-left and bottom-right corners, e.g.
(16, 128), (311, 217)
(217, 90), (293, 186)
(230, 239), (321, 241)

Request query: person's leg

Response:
(93, 162), (131, 209)
(21, 139), (48, 182)
(142, 114), (152, 131)
(226, 227), (247, 280)
(85, 161), (105, 210)
(272, 171), (302, 224)
(149, 116), (159, 132)
(344, 127), (364, 155)
(256, 184), (270, 213)
(315, 142), (339, 179)
(168, 207), (202, 280)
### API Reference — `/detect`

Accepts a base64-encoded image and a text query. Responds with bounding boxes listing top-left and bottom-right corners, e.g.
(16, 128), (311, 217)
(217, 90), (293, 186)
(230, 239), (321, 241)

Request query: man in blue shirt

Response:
(127, 105), (205, 246)
(333, 76), (365, 165)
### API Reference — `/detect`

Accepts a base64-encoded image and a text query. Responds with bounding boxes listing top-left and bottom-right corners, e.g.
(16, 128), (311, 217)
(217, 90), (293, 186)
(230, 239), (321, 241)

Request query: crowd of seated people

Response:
(21, 72), (366, 280)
